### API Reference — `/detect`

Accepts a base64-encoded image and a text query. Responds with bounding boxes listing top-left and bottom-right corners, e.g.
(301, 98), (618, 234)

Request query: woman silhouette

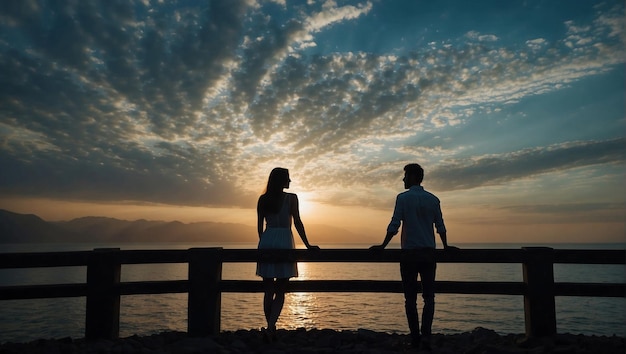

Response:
(256, 167), (319, 339)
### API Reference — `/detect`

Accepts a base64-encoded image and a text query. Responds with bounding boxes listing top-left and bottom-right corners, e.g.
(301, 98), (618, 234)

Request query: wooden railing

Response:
(1, 247), (624, 340)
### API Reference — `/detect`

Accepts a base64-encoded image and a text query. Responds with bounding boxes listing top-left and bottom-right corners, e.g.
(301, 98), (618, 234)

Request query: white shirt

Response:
(386, 185), (446, 249)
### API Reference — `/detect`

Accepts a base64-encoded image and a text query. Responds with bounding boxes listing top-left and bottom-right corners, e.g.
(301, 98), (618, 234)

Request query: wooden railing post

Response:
(522, 247), (556, 337)
(188, 247), (223, 337)
(85, 248), (121, 340)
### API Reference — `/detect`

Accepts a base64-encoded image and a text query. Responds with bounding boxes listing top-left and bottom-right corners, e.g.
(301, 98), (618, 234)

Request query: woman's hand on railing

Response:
(307, 245), (321, 250)
(369, 244), (386, 251)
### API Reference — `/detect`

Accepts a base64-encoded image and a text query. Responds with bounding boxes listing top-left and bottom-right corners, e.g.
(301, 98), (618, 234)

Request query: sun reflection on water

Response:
(280, 262), (319, 329)
(283, 292), (318, 329)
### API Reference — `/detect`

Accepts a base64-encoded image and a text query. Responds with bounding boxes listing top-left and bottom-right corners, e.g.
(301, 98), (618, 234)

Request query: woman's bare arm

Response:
(290, 194), (318, 249)
(257, 197), (264, 238)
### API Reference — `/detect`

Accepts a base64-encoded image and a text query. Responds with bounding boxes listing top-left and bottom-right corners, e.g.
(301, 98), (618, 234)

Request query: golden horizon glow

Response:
(1, 196), (625, 244)
(294, 192), (317, 218)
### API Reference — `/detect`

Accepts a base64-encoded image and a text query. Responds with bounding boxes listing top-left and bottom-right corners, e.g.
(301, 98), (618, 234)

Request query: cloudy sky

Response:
(1, 0), (624, 244)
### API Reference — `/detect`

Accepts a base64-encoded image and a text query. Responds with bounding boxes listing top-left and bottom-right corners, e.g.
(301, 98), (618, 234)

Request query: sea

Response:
(0, 242), (624, 344)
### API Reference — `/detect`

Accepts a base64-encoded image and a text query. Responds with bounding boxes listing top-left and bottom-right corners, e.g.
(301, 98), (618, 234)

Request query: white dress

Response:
(256, 194), (298, 278)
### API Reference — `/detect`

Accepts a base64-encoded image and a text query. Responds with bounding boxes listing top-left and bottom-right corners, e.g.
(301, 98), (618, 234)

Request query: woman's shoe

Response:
(261, 327), (273, 343)
(268, 325), (277, 341)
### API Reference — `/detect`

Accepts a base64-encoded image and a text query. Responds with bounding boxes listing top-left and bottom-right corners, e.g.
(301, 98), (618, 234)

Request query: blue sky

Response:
(0, 0), (624, 243)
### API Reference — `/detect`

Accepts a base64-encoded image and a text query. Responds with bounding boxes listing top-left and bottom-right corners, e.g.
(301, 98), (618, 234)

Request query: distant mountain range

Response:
(0, 209), (359, 244)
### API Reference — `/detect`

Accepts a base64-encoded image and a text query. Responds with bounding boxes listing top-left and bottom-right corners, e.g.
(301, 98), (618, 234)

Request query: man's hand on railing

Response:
(444, 245), (460, 251)
(307, 245), (321, 250)
(369, 244), (386, 251)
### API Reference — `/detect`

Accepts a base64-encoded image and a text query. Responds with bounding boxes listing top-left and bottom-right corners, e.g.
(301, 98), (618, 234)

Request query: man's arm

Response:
(433, 199), (457, 250)
(439, 231), (459, 250)
(370, 231), (397, 250)
(371, 195), (402, 250)
(439, 231), (448, 249)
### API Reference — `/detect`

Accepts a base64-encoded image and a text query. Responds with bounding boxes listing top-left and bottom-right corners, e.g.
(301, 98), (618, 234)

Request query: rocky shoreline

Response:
(1, 327), (624, 354)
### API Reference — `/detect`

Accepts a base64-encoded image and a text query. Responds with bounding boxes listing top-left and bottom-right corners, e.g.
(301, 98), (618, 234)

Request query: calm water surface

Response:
(0, 242), (624, 343)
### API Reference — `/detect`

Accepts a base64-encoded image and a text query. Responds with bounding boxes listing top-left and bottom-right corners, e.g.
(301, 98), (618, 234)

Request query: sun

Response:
(295, 191), (316, 217)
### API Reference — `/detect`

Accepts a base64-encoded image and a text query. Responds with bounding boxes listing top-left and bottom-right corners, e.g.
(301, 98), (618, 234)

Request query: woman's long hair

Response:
(260, 167), (289, 213)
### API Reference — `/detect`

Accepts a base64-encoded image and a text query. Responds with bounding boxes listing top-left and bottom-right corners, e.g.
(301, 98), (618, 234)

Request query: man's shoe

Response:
(421, 336), (432, 351)
(410, 334), (421, 348)
(261, 327), (275, 343)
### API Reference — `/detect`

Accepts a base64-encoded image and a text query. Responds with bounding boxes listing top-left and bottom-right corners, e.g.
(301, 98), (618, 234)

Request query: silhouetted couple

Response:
(256, 164), (455, 349)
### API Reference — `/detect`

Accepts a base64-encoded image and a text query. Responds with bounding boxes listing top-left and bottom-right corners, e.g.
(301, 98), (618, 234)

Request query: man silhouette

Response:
(371, 163), (456, 350)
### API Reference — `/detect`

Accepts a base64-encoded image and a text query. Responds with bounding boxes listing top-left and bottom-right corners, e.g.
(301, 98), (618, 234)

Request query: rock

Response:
(471, 327), (502, 342)
(230, 339), (247, 350)
(482, 344), (528, 354)
(356, 328), (380, 342)
(0, 328), (624, 354)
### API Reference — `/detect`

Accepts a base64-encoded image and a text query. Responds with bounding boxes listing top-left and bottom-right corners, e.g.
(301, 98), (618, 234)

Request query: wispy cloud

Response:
(499, 202), (626, 223)
(429, 138), (626, 191)
(0, 0), (623, 211)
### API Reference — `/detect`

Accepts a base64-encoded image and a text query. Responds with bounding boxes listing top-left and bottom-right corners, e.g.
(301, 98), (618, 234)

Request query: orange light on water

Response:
(284, 291), (318, 329)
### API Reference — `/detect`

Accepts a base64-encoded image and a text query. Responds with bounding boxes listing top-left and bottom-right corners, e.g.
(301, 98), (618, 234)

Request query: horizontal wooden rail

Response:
(0, 283), (88, 300)
(219, 279), (528, 295)
(3, 248), (624, 267)
(119, 280), (189, 296)
(0, 247), (624, 340)
(3, 279), (623, 301)
(554, 282), (626, 297)
(552, 249), (626, 264)
(0, 251), (92, 268)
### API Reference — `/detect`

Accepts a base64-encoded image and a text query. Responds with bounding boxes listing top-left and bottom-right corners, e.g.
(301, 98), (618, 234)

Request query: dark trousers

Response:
(400, 258), (436, 339)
